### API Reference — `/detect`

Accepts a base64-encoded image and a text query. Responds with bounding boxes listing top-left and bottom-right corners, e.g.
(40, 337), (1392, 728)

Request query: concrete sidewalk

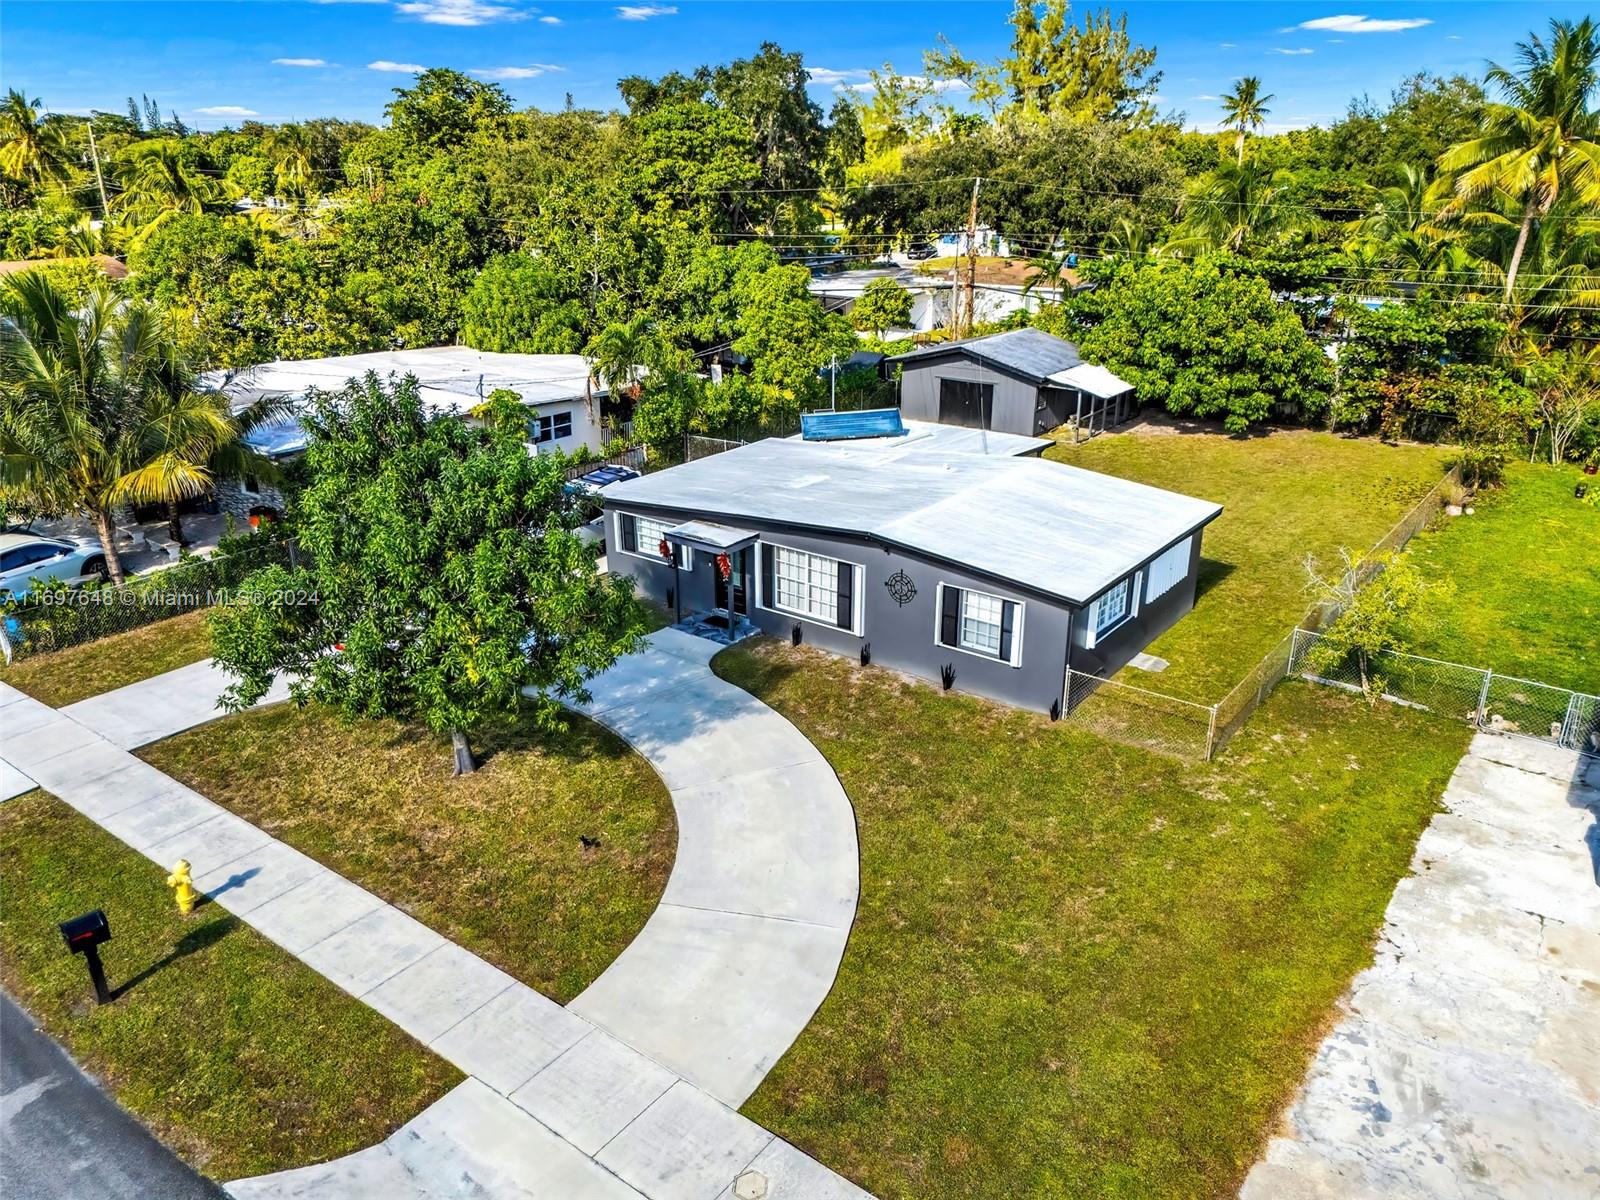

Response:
(1241, 734), (1600, 1200)
(0, 634), (867, 1199)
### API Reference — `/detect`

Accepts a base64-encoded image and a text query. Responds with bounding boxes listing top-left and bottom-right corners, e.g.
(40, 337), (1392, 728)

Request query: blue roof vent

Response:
(800, 408), (908, 442)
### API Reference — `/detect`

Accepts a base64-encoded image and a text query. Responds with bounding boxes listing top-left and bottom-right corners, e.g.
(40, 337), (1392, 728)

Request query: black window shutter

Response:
(836, 562), (854, 630)
(999, 601), (1016, 662)
(761, 544), (775, 608)
(940, 585), (961, 646)
(621, 514), (636, 553)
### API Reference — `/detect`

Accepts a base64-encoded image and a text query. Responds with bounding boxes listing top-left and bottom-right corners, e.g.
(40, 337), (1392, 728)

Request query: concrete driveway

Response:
(1242, 734), (1600, 1199)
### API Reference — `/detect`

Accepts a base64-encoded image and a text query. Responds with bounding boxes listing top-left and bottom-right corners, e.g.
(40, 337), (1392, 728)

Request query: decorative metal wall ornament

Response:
(658, 536), (673, 561)
(884, 569), (917, 607)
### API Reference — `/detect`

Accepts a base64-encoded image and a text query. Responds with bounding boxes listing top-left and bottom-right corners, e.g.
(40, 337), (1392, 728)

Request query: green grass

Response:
(715, 639), (1468, 1200)
(1405, 462), (1600, 694)
(1, 610), (214, 707)
(1046, 426), (1448, 702)
(0, 790), (461, 1181)
(140, 701), (675, 1004)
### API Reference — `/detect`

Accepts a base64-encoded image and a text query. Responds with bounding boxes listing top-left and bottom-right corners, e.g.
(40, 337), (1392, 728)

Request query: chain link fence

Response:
(1289, 629), (1600, 755)
(1, 536), (293, 663)
(1064, 669), (1218, 762)
(684, 435), (748, 461)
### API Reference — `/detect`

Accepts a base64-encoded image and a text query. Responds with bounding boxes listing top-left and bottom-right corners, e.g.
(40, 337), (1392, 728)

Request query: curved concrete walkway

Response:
(0, 630), (865, 1198)
(559, 627), (859, 1106)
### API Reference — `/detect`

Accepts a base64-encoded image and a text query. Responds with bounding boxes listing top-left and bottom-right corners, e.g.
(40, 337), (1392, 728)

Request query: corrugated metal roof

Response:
(604, 439), (1221, 604)
(800, 408), (908, 441)
(886, 327), (1083, 384)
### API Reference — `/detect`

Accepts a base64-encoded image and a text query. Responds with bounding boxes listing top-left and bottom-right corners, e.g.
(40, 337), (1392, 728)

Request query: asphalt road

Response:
(0, 990), (224, 1200)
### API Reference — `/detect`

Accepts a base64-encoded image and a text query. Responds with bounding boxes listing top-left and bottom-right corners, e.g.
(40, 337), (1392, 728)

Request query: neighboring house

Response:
(809, 266), (1046, 335)
(0, 256), (128, 281)
(602, 430), (1221, 715)
(888, 328), (1137, 438)
(202, 347), (615, 523)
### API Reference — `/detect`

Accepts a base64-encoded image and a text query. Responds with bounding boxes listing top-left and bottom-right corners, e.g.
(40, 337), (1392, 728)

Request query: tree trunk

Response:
(1503, 202), (1536, 305)
(1235, 130), (1245, 165)
(165, 500), (187, 546)
(450, 729), (476, 776)
(90, 508), (125, 585)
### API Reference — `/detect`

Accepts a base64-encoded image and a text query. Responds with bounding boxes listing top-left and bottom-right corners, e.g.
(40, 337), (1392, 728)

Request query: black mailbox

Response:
(60, 909), (111, 953)
(59, 909), (114, 1004)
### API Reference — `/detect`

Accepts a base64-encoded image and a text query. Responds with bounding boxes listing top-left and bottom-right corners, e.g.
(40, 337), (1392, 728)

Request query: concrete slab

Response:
(148, 811), (275, 877)
(364, 942), (517, 1045)
(193, 841), (327, 916)
(571, 903), (848, 1107)
(20, 737), (131, 793)
(429, 982), (591, 1096)
(0, 695), (68, 739)
(551, 649), (712, 719)
(62, 659), (291, 750)
(596, 1081), (773, 1200)
(662, 760), (859, 929)
(2, 716), (103, 770)
(1241, 733), (1600, 1200)
(0, 757), (35, 801)
(225, 1144), (424, 1200)
(98, 787), (219, 854)
(247, 870), (386, 956)
(300, 904), (445, 998)
(712, 1138), (876, 1200)
(52, 759), (184, 821)
(509, 1031), (677, 1156)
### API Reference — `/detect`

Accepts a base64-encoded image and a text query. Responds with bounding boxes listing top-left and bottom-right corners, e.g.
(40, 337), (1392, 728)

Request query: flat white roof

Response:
(201, 347), (595, 416)
(785, 419), (1048, 458)
(605, 438), (1221, 604)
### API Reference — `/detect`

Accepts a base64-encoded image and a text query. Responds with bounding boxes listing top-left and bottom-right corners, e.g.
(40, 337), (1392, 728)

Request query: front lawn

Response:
(1045, 423), (1448, 702)
(0, 790), (460, 1181)
(716, 639), (1467, 1200)
(140, 701), (675, 1004)
(1406, 462), (1600, 694)
(1, 609), (213, 707)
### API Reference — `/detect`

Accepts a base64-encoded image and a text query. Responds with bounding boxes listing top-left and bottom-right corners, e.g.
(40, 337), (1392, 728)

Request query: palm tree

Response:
(1220, 76), (1273, 164)
(1439, 18), (1600, 304)
(0, 89), (72, 188)
(1167, 159), (1299, 255)
(264, 124), (316, 201)
(112, 139), (221, 244)
(585, 314), (658, 407)
(0, 272), (266, 582)
(1022, 245), (1072, 303)
(1103, 216), (1153, 260)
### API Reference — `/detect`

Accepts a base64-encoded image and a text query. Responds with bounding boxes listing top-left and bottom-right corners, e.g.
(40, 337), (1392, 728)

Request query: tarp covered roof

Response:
(604, 438), (1220, 605)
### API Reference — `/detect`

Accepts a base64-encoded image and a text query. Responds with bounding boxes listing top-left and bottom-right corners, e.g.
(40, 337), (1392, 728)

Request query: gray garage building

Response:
(890, 327), (1137, 438)
(601, 433), (1221, 715)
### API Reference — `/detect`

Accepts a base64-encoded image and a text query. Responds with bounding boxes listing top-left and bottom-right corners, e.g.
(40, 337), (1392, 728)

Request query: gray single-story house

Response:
(889, 327), (1137, 438)
(602, 427), (1222, 715)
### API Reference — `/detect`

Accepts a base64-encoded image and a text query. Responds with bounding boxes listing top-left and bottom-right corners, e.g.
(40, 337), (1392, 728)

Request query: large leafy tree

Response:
(1439, 17), (1600, 303)
(462, 252), (587, 354)
(208, 374), (643, 774)
(732, 264), (857, 416)
(1220, 76), (1273, 164)
(1063, 259), (1330, 432)
(1000, 0), (1162, 123)
(385, 68), (513, 153)
(851, 277), (913, 336)
(709, 43), (825, 196)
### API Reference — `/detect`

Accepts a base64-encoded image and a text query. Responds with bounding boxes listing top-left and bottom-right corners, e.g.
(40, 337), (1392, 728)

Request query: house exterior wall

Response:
(607, 504), (1081, 713)
(525, 399), (607, 457)
(1068, 532), (1205, 680)
(898, 358), (1044, 435)
(215, 477), (289, 525)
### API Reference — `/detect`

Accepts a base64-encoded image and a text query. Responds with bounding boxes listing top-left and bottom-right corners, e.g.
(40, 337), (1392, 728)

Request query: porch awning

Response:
(1046, 363), (1134, 399)
(665, 520), (759, 552)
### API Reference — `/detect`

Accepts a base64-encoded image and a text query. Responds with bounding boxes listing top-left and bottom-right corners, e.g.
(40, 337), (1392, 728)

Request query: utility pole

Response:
(85, 120), (111, 224)
(962, 176), (982, 338)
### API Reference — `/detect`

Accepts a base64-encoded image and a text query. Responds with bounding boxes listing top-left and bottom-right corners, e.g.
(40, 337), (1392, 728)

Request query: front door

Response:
(713, 548), (748, 616)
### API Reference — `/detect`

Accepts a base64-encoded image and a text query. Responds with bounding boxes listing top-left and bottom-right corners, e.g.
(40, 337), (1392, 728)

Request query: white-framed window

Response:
(937, 583), (1023, 666)
(1085, 577), (1131, 648)
(618, 512), (690, 567)
(1144, 536), (1192, 603)
(759, 542), (859, 632)
(531, 411), (574, 444)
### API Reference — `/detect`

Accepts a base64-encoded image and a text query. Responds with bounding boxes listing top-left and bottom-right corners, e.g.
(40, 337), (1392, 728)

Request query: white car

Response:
(0, 532), (109, 598)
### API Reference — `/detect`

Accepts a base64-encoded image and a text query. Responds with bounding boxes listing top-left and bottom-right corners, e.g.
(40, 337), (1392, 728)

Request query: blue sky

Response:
(3, 1), (1589, 132)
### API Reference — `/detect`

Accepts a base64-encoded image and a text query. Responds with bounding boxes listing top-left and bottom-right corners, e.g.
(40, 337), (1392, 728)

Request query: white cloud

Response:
(1192, 93), (1221, 101)
(272, 57), (330, 67)
(368, 59), (426, 72)
(1218, 42), (1236, 49)
(841, 74), (968, 95)
(616, 4), (675, 19)
(807, 67), (871, 86)
(538, 13), (560, 21)
(1296, 14), (1432, 33)
(396, 0), (529, 25)
(1270, 47), (1315, 55)
(472, 64), (560, 78)
(1445, 34), (1462, 40)
(196, 105), (259, 117)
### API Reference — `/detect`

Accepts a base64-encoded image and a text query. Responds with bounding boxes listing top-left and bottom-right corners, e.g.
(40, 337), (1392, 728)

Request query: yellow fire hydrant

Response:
(167, 860), (198, 915)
